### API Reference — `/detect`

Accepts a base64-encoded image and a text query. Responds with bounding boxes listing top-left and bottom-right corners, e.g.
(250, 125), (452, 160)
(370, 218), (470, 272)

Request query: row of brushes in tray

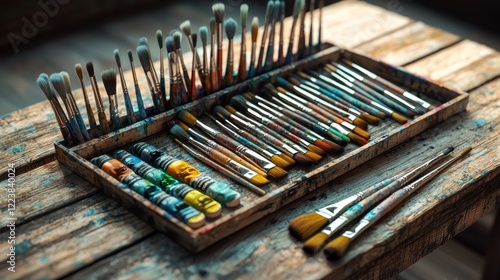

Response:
(37, 0), (324, 147)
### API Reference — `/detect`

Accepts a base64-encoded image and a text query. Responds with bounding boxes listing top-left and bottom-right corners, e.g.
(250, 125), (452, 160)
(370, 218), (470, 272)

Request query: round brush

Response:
(223, 18), (237, 87)
(75, 64), (100, 138)
(126, 50), (147, 120)
(101, 68), (122, 131)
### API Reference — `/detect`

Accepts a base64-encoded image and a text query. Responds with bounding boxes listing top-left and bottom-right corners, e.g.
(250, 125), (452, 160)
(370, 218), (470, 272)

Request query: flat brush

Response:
(342, 59), (434, 111)
(296, 71), (381, 125)
(207, 113), (293, 170)
(256, 2), (274, 73)
(50, 73), (85, 143)
(248, 17), (259, 79)
(178, 110), (288, 179)
(180, 20), (205, 94)
(237, 4), (249, 82)
(37, 74), (74, 145)
(297, 0), (306, 59)
(101, 68), (122, 131)
(292, 146), (455, 242)
(213, 3), (225, 88)
(114, 49), (136, 125)
(172, 31), (191, 104)
(75, 64), (100, 138)
(165, 36), (184, 108)
(285, 0), (303, 64)
(170, 124), (269, 187)
(324, 146), (471, 260)
(231, 96), (329, 156)
(277, 0), (285, 66)
(199, 26), (211, 93)
(215, 105), (318, 164)
(127, 50), (147, 120)
(175, 139), (266, 196)
(190, 33), (198, 101)
(209, 18), (219, 92)
(61, 71), (90, 141)
(86, 62), (111, 134)
(177, 121), (268, 178)
(137, 45), (166, 113)
(156, 30), (166, 99)
(223, 18), (237, 87)
(263, 1), (279, 72)
(307, 0), (315, 56)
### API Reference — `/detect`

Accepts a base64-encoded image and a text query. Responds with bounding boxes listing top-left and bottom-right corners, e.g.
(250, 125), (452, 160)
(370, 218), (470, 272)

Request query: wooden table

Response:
(1, 1), (499, 279)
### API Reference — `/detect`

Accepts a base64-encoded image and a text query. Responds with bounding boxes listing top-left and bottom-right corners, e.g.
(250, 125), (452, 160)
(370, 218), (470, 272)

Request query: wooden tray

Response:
(54, 46), (469, 252)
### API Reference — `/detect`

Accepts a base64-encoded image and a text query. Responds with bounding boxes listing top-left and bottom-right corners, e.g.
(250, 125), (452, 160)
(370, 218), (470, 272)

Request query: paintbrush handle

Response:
(190, 68), (197, 102)
(285, 17), (298, 64)
(256, 22), (269, 73)
(238, 28), (247, 83)
(217, 24), (223, 88)
(224, 40), (234, 87)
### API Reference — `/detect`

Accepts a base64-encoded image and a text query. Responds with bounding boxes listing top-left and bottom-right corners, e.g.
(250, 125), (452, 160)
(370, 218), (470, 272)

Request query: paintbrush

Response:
(180, 20), (206, 94)
(177, 121), (269, 178)
(248, 17), (259, 79)
(239, 94), (344, 154)
(114, 49), (136, 125)
(190, 33), (198, 101)
(179, 110), (287, 179)
(342, 59), (434, 111)
(317, 0), (323, 51)
(256, 1), (274, 74)
(223, 18), (237, 87)
(297, 0), (306, 59)
(230, 96), (329, 156)
(285, 0), (303, 64)
(291, 146), (455, 242)
(114, 149), (222, 218)
(92, 154), (205, 229)
(199, 26), (211, 93)
(50, 73), (85, 143)
(214, 105), (317, 164)
(170, 124), (269, 187)
(324, 146), (471, 259)
(137, 45), (166, 113)
(307, 0), (315, 56)
(156, 30), (166, 100)
(237, 4), (248, 82)
(101, 68), (122, 131)
(165, 36), (184, 108)
(86, 61), (111, 134)
(138, 38), (167, 106)
(212, 3), (225, 88)
(75, 64), (100, 138)
(172, 31), (191, 103)
(295, 71), (381, 125)
(129, 142), (242, 207)
(207, 113), (293, 169)
(126, 50), (147, 120)
(61, 71), (90, 141)
(37, 74), (74, 145)
(209, 17), (219, 92)
(263, 1), (279, 72)
(277, 0), (285, 66)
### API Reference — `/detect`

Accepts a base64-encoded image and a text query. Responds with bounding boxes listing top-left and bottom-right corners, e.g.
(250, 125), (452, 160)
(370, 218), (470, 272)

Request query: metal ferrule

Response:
(291, 143), (308, 153)
(245, 149), (275, 171)
(385, 90), (416, 109)
(188, 137), (213, 155)
(298, 138), (311, 147)
(282, 144), (299, 155)
(336, 63), (364, 80)
(343, 219), (370, 239)
(195, 120), (219, 138)
(322, 216), (349, 236)
(330, 123), (349, 135)
(341, 122), (355, 131)
(186, 128), (217, 148)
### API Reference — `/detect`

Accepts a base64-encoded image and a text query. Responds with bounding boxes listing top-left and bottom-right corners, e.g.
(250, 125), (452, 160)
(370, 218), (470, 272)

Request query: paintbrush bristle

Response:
(86, 61), (95, 77)
(293, 0), (302, 17)
(262, 83), (279, 96)
(230, 95), (249, 111)
(191, 33), (197, 48)
(212, 3), (225, 23)
(138, 37), (149, 48)
(213, 105), (232, 119)
(210, 18), (216, 35)
(177, 121), (190, 131)
(265, 1), (274, 21)
(348, 132), (369, 146)
(324, 236), (351, 260)
(136, 45), (151, 72)
(127, 49), (134, 62)
(180, 20), (191, 36)
(251, 17), (259, 42)
(307, 144), (326, 156)
(240, 4), (248, 28)
(101, 69), (117, 96)
(50, 73), (67, 98)
(352, 127), (370, 140)
(243, 92), (256, 101)
(178, 110), (198, 126)
(173, 31), (182, 50)
(314, 139), (335, 154)
(392, 112), (408, 124)
(224, 105), (237, 114)
(279, 153), (296, 166)
(75, 64), (83, 81)
(224, 18), (237, 40)
(303, 232), (329, 254)
(293, 152), (315, 164)
(170, 124), (191, 142)
(113, 49), (122, 68)
(270, 154), (293, 169)
(359, 112), (381, 125)
(267, 166), (288, 179)
(444, 146), (455, 155)
(320, 139), (344, 154)
(156, 30), (163, 48)
(61, 71), (71, 92)
(37, 74), (55, 100)
(199, 26), (208, 46)
(289, 212), (329, 241)
(304, 150), (323, 162)
(165, 36), (175, 53)
(249, 173), (269, 187)
(352, 118), (368, 130)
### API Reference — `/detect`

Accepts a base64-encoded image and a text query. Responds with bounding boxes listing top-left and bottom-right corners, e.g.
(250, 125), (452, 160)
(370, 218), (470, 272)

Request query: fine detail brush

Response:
(209, 17), (219, 92)
(277, 0), (285, 66)
(285, 0), (303, 64)
(114, 49), (136, 125)
(101, 68), (122, 131)
(248, 16), (259, 79)
(61, 71), (90, 141)
(180, 20), (206, 95)
(199, 26), (211, 93)
(156, 30), (166, 98)
(50, 73), (85, 143)
(223, 18), (237, 87)
(127, 50), (147, 120)
(137, 45), (167, 113)
(170, 124), (269, 187)
(86, 61), (111, 134)
(237, 4), (248, 82)
(75, 64), (100, 138)
(256, 1), (274, 74)
(165, 36), (184, 108)
(290, 146), (455, 242)
(179, 110), (288, 179)
(324, 146), (472, 260)
(172, 31), (191, 104)
(212, 3), (225, 88)
(190, 33), (198, 101)
(37, 74), (74, 145)
(263, 1), (279, 72)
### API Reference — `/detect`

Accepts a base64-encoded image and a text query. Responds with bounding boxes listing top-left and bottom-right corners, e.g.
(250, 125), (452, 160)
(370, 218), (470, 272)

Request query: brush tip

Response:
(224, 17), (237, 40)
(212, 3), (225, 23)
(251, 17), (259, 42)
(443, 146), (455, 155)
(270, 155), (293, 169)
(138, 37), (149, 47)
(172, 31), (182, 49)
(289, 212), (329, 241)
(303, 232), (329, 255)
(308, 144), (326, 156)
(240, 4), (248, 27)
(320, 139), (344, 154)
(359, 112), (382, 125)
(267, 166), (288, 179)
(169, 124), (191, 142)
(224, 105), (237, 114)
(37, 74), (54, 99)
(156, 30), (163, 48)
(75, 64), (83, 81)
(304, 151), (323, 162)
(61, 71), (71, 92)
(199, 26), (208, 45)
(461, 146), (472, 156)
(86, 61), (95, 77)
(352, 127), (370, 140)
(177, 110), (197, 126)
(279, 153), (296, 166)
(391, 112), (409, 124)
(249, 173), (270, 187)
(113, 49), (121, 67)
(49, 73), (66, 96)
(229, 96), (249, 111)
(293, 0), (302, 17)
(324, 236), (351, 260)
(213, 106), (232, 119)
(352, 118), (368, 130)
(165, 36), (175, 53)
(101, 69), (117, 96)
(293, 152), (315, 164)
(180, 20), (191, 36)
(127, 49), (134, 62)
(348, 132), (369, 146)
(136, 45), (151, 71)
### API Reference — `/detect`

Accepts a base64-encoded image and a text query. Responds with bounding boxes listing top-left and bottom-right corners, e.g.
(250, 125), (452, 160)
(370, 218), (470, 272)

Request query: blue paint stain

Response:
(95, 217), (106, 225)
(481, 170), (488, 176)
(46, 112), (54, 118)
(123, 264), (151, 275)
(40, 256), (49, 264)
(73, 260), (84, 268)
(84, 208), (96, 217)
(16, 240), (32, 256)
(473, 118), (487, 128)
(8, 144), (26, 154)
(488, 91), (495, 96)
(0, 113), (12, 120)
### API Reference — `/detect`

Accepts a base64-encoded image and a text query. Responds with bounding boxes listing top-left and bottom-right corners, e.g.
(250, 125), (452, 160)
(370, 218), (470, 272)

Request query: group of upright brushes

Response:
(37, 0), (325, 147)
(289, 145), (472, 260)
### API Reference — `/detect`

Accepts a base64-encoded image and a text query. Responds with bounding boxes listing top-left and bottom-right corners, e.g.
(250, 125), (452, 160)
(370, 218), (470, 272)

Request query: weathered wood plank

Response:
(354, 21), (461, 66)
